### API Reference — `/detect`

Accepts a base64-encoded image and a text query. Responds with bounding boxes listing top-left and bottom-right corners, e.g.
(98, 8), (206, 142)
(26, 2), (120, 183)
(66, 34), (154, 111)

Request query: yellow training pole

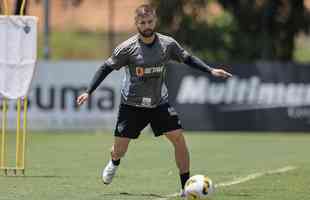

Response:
(1, 98), (8, 174)
(16, 98), (21, 173)
(1, 0), (9, 174)
(21, 98), (28, 174)
(20, 0), (26, 16)
(19, 0), (28, 175)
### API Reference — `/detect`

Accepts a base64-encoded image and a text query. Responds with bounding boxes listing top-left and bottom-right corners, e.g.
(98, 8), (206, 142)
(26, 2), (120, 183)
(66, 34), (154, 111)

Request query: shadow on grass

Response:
(224, 192), (252, 197)
(0, 175), (69, 178)
(102, 192), (166, 198)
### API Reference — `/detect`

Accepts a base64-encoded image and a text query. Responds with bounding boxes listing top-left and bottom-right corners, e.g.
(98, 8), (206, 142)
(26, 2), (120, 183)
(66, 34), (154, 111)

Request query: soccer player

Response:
(77, 4), (232, 196)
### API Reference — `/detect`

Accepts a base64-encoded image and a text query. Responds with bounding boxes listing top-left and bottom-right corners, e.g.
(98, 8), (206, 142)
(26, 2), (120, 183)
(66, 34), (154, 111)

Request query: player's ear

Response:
(135, 16), (141, 27)
(154, 16), (158, 24)
(154, 16), (159, 27)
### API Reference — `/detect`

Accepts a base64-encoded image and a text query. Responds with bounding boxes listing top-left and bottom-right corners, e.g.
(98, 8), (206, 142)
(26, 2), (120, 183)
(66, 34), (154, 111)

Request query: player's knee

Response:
(166, 129), (185, 145)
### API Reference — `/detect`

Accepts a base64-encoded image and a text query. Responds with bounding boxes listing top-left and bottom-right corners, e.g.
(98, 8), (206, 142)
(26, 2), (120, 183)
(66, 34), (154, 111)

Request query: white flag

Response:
(0, 15), (38, 99)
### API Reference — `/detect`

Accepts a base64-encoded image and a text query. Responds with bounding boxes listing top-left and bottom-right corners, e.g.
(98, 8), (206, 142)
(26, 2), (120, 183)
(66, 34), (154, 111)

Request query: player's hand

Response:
(77, 92), (89, 105)
(211, 68), (232, 79)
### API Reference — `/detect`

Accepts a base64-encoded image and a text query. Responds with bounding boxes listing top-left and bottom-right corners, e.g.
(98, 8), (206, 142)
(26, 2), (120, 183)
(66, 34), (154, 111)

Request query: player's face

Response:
(135, 15), (157, 38)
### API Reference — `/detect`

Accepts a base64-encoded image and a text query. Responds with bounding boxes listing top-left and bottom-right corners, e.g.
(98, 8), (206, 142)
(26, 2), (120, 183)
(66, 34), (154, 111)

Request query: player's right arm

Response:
(77, 45), (129, 105)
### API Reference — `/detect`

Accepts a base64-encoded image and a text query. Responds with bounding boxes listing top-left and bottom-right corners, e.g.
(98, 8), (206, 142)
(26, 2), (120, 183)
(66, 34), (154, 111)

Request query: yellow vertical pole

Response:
(1, 0), (29, 175)
(22, 98), (28, 174)
(2, 0), (9, 175)
(20, 0), (27, 16)
(20, 0), (28, 175)
(1, 98), (8, 172)
(16, 98), (21, 172)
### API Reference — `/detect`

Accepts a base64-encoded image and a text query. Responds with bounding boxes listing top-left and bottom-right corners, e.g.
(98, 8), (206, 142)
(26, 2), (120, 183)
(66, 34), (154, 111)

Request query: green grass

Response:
(294, 34), (310, 63)
(38, 31), (133, 60)
(0, 132), (310, 200)
(294, 47), (310, 63)
(37, 30), (310, 62)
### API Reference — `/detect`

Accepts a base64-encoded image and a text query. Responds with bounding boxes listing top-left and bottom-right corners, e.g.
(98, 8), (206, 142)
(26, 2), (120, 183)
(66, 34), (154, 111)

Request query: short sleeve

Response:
(170, 39), (190, 62)
(105, 45), (129, 70)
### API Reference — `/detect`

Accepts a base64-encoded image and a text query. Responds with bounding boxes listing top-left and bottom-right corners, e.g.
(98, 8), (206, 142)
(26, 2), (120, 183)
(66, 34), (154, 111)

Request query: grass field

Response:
(36, 30), (310, 63)
(37, 31), (132, 60)
(0, 132), (310, 200)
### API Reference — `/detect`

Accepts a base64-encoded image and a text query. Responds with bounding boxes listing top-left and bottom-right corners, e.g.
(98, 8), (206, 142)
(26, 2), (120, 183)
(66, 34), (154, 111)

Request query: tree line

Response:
(151, 0), (310, 62)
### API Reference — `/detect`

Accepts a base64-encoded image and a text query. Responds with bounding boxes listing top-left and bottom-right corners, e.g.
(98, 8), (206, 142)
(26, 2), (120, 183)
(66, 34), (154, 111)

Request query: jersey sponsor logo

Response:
(135, 66), (164, 77)
(145, 66), (164, 74)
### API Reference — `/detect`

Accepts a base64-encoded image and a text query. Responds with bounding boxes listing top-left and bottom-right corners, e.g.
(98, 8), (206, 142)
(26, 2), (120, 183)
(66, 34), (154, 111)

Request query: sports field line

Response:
(214, 165), (296, 188)
(154, 165), (297, 200)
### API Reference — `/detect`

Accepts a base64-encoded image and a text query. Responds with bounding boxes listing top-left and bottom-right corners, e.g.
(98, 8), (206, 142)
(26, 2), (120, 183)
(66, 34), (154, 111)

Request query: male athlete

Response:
(77, 4), (232, 196)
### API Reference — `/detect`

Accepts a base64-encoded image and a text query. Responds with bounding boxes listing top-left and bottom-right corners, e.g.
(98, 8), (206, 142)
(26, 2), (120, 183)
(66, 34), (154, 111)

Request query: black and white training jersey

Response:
(104, 33), (190, 108)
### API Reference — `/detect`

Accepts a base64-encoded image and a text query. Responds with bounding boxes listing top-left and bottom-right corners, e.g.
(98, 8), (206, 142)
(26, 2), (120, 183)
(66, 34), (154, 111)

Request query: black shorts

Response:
(114, 103), (183, 139)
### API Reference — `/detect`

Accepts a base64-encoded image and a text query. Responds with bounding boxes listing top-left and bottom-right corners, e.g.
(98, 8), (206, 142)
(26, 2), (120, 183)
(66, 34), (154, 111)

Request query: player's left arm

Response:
(171, 39), (232, 79)
(184, 55), (232, 79)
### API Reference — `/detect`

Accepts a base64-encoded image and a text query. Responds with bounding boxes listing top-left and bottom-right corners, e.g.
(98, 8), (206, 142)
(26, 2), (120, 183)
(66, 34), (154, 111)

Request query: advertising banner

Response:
(2, 61), (122, 131)
(3, 61), (310, 132)
(167, 62), (310, 131)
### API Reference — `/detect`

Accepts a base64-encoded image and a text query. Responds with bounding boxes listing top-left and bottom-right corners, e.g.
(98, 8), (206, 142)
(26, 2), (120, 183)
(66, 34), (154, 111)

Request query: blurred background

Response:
(2, 0), (309, 62)
(1, 2), (310, 199)
(2, 0), (310, 132)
